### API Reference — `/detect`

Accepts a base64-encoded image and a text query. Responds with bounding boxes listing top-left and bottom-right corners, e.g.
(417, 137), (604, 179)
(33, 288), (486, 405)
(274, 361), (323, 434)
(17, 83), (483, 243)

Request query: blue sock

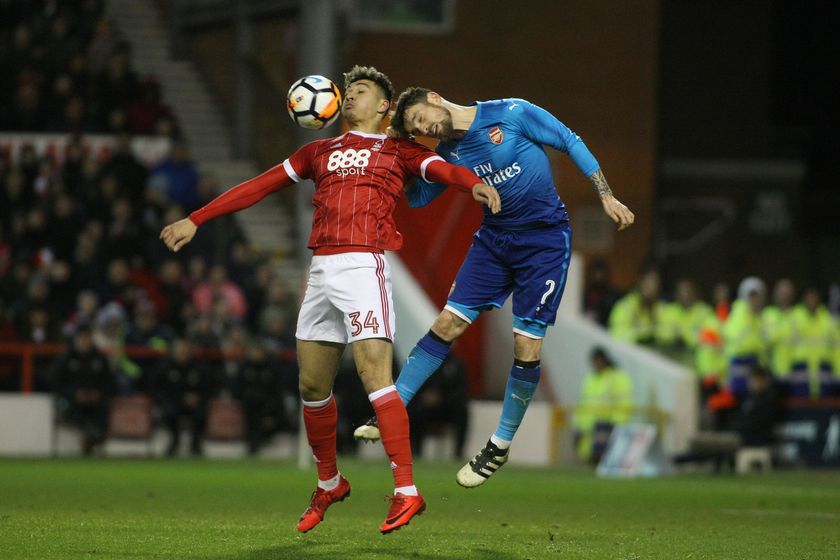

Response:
(494, 360), (541, 444)
(395, 331), (452, 404)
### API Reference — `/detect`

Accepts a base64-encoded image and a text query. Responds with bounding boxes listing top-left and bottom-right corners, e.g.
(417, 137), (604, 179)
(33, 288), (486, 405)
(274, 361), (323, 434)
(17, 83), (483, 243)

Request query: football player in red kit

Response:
(160, 65), (500, 534)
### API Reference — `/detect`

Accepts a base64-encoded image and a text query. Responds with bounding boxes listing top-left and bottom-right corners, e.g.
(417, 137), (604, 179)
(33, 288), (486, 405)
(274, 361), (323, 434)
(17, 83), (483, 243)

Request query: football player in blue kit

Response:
(354, 87), (635, 487)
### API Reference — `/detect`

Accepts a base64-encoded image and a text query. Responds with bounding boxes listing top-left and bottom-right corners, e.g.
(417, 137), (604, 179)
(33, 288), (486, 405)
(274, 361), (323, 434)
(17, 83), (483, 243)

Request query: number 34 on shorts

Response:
(295, 252), (396, 344)
(349, 310), (380, 336)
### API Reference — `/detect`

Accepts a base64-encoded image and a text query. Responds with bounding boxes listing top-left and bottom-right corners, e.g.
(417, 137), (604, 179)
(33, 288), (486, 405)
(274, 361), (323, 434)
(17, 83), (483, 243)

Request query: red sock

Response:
(303, 395), (338, 481)
(370, 386), (414, 489)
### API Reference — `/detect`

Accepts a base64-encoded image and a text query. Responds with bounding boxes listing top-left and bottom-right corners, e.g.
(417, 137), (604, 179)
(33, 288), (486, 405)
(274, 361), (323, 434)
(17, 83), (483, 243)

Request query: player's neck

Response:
(441, 100), (476, 137)
(347, 117), (384, 135)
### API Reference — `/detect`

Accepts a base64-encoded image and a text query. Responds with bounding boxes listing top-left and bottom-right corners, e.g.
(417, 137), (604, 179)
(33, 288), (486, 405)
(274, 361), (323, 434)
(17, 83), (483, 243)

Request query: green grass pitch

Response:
(0, 458), (837, 559)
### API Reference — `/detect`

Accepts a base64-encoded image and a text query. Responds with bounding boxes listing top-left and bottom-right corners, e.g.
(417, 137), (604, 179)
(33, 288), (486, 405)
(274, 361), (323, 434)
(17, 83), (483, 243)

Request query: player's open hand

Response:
(601, 195), (634, 231)
(160, 218), (197, 252)
(472, 183), (501, 214)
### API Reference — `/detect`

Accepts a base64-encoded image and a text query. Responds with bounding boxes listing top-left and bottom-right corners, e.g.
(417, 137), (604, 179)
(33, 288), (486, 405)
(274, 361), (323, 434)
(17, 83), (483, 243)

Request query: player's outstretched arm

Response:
(159, 162), (296, 252)
(424, 160), (501, 214)
(513, 100), (632, 229)
(589, 169), (634, 231)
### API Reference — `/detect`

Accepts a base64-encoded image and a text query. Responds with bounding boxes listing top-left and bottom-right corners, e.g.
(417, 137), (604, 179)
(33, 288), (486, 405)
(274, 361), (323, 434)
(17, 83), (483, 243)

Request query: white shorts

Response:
(295, 252), (395, 344)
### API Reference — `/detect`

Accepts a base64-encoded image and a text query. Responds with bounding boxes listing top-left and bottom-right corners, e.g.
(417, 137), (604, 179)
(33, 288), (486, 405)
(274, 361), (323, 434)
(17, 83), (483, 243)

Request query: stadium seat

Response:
(204, 398), (247, 458)
(106, 395), (154, 457)
(206, 398), (245, 441)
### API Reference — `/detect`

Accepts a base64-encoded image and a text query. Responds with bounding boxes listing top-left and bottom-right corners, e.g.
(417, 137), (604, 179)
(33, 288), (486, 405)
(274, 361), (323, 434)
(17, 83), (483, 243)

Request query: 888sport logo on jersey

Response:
(327, 148), (371, 177)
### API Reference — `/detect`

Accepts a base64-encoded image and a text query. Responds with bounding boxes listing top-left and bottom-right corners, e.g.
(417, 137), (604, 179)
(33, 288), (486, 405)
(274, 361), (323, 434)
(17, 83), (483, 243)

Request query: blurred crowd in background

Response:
(1, 0), (178, 136)
(2, 1), (838, 462)
(586, 264), (840, 399)
(584, 260), (839, 433)
(0, 1), (304, 456)
(578, 263), (839, 466)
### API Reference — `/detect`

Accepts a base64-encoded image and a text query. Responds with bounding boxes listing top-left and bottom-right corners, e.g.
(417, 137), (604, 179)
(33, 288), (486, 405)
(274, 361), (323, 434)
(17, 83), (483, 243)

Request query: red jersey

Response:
(188, 130), (484, 254)
(285, 131), (441, 251)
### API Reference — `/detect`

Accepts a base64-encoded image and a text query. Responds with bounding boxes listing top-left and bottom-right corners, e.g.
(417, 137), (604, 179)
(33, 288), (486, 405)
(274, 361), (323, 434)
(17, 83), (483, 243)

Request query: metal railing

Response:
(0, 342), (296, 393)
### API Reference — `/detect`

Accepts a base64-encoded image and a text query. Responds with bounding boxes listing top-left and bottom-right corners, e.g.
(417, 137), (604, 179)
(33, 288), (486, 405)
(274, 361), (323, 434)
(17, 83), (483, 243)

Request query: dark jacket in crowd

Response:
(53, 344), (114, 402)
(155, 359), (219, 410)
(735, 383), (782, 446)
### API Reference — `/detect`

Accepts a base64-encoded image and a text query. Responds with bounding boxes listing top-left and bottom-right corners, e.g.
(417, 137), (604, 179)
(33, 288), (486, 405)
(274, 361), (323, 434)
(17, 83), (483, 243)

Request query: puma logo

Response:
(511, 393), (531, 406)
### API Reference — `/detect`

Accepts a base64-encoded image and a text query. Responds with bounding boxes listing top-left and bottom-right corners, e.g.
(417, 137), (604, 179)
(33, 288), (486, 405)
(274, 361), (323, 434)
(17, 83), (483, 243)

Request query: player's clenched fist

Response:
(159, 218), (197, 252)
(472, 183), (501, 214)
(600, 195), (635, 231)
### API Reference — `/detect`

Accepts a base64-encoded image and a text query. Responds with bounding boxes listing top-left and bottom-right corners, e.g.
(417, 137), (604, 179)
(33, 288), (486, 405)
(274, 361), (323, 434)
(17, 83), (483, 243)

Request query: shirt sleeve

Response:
(397, 138), (484, 194)
(284, 140), (320, 182)
(514, 100), (600, 177)
(395, 138), (446, 182)
(188, 140), (322, 226)
(188, 162), (295, 226)
(424, 159), (482, 192)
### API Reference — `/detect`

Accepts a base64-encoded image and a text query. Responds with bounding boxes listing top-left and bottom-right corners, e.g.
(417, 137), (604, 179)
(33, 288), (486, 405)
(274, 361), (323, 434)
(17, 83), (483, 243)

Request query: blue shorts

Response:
(445, 223), (572, 338)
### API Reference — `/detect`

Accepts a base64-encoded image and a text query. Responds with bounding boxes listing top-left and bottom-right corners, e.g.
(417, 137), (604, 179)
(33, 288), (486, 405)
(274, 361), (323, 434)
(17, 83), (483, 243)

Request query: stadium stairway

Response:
(107, 0), (299, 273)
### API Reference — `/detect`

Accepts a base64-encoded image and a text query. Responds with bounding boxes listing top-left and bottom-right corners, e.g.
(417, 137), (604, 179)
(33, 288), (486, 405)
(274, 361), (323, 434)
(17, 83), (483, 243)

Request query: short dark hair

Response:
(390, 86), (431, 136)
(591, 346), (614, 367)
(343, 65), (395, 104)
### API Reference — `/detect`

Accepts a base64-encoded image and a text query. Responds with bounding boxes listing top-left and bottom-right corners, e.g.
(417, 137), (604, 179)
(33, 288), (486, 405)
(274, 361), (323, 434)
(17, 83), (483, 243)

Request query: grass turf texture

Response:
(0, 458), (837, 559)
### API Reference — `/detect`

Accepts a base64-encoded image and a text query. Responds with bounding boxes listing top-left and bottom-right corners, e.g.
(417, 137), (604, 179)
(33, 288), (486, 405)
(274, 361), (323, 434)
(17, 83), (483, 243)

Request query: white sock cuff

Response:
(368, 384), (397, 403)
(490, 434), (511, 449)
(317, 473), (341, 491)
(394, 485), (418, 496)
(302, 393), (333, 408)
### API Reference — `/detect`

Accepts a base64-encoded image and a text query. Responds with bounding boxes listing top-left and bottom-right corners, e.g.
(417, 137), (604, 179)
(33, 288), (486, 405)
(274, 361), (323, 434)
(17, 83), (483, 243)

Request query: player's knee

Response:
(513, 335), (542, 362)
(513, 348), (542, 362)
(433, 311), (469, 341)
(298, 375), (330, 402)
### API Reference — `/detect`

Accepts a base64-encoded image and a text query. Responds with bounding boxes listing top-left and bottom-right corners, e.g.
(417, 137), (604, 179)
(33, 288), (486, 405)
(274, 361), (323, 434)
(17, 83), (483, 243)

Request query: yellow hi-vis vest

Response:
(762, 305), (795, 377)
(609, 293), (667, 345)
(573, 367), (634, 459)
(790, 304), (838, 374)
(673, 301), (715, 349)
(695, 315), (726, 380)
(722, 300), (768, 362)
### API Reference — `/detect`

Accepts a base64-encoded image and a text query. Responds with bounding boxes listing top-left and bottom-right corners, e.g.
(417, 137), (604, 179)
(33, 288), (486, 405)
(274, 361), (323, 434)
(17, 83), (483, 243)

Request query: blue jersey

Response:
(407, 98), (600, 229)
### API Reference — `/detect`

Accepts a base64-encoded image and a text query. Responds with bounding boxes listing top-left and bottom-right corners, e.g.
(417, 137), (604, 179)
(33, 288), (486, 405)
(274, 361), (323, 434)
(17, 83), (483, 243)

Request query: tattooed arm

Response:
(588, 169), (635, 231)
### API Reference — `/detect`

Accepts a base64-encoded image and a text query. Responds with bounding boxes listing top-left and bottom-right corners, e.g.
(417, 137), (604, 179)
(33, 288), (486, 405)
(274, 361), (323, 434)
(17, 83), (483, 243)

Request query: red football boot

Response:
(379, 492), (426, 534)
(296, 476), (351, 533)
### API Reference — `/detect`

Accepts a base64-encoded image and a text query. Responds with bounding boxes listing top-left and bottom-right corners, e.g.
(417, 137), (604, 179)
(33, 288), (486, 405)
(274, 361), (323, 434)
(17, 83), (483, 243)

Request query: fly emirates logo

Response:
(473, 161), (522, 186)
(327, 148), (371, 177)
